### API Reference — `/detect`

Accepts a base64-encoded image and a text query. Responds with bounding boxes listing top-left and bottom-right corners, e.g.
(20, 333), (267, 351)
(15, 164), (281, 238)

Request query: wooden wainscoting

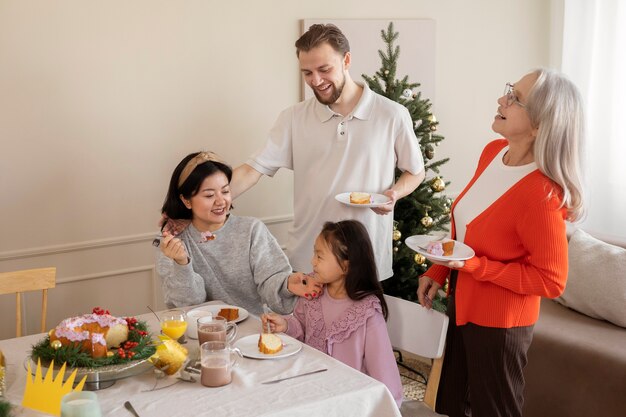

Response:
(0, 215), (292, 340)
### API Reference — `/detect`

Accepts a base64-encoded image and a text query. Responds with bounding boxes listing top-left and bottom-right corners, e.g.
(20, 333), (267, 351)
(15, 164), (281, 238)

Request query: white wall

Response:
(0, 0), (554, 339)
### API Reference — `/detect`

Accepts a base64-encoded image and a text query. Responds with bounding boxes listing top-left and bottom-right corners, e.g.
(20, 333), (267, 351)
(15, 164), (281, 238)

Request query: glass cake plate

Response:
(25, 356), (154, 390)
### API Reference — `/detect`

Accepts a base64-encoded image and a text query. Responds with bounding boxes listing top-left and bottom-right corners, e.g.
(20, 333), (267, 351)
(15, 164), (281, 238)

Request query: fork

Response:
(262, 304), (272, 333)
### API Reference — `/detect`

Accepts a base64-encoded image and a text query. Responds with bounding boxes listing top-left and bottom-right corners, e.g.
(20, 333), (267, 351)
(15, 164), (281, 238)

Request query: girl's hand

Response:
(261, 313), (288, 333)
(160, 231), (189, 265)
(287, 272), (324, 300)
(417, 275), (441, 310)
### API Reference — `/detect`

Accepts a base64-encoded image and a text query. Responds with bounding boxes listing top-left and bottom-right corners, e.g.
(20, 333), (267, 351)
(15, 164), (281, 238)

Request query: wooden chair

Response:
(384, 295), (449, 417)
(0, 267), (56, 337)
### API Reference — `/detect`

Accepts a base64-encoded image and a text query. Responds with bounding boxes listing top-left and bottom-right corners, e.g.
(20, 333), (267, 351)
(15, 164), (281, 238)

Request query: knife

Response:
(261, 368), (327, 384)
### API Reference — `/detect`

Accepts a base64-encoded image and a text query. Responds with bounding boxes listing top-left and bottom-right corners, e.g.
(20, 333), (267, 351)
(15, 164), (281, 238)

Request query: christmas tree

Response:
(362, 22), (452, 312)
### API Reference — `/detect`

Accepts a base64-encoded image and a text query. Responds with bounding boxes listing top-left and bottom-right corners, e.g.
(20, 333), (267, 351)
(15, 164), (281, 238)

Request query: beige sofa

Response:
(523, 229), (626, 417)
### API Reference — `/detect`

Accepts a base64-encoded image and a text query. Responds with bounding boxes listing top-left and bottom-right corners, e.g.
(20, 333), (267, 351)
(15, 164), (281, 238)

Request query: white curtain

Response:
(561, 0), (626, 240)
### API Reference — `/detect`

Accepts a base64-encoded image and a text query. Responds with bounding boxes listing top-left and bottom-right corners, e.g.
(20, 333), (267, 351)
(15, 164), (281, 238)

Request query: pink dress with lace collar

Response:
(285, 291), (403, 408)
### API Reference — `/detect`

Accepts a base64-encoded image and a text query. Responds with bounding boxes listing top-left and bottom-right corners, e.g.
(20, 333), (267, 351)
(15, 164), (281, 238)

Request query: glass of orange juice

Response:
(160, 309), (188, 342)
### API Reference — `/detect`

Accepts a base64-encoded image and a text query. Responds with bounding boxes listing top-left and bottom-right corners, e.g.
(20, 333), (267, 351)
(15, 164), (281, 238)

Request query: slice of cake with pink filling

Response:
(426, 239), (455, 257)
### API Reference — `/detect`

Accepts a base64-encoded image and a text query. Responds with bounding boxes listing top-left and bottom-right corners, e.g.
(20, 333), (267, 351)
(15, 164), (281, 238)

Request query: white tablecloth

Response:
(0, 302), (401, 417)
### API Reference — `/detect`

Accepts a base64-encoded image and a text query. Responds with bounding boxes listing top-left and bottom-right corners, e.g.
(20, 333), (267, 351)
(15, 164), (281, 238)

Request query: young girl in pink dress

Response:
(262, 220), (403, 407)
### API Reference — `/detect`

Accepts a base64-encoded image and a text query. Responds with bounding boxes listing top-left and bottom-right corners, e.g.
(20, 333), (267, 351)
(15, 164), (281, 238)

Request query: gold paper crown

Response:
(22, 359), (87, 417)
(149, 335), (189, 375)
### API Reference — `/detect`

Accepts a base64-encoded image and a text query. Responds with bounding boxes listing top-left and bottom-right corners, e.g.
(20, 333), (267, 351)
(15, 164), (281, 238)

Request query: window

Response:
(562, 0), (626, 239)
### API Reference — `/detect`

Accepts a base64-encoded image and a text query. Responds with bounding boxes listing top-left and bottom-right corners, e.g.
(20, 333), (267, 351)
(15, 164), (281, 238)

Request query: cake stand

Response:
(25, 357), (153, 390)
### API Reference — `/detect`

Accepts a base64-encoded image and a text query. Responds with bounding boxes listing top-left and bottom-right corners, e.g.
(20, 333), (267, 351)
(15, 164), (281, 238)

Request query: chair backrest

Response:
(0, 267), (56, 337)
(385, 294), (449, 411)
(384, 294), (448, 359)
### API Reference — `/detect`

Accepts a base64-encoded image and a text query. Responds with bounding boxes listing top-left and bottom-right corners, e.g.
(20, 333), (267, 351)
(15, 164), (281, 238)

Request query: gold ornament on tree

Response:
(425, 145), (435, 160)
(431, 177), (445, 192)
(421, 214), (433, 228)
(392, 220), (401, 241)
(428, 114), (438, 131)
(414, 253), (426, 265)
(50, 340), (62, 350)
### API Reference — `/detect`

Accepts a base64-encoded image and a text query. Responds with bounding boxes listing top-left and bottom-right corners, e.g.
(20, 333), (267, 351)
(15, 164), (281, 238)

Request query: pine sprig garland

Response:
(0, 399), (12, 417)
(363, 22), (452, 313)
(30, 318), (156, 369)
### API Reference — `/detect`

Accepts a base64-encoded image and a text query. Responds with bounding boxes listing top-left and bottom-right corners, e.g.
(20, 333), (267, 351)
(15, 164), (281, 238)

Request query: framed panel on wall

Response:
(301, 19), (436, 102)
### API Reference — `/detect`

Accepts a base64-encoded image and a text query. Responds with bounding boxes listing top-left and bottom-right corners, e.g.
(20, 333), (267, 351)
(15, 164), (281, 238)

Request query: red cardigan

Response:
(424, 139), (568, 328)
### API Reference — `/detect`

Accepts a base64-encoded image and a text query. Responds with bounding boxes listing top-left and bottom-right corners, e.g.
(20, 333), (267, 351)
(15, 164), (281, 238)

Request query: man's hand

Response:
(371, 189), (398, 215)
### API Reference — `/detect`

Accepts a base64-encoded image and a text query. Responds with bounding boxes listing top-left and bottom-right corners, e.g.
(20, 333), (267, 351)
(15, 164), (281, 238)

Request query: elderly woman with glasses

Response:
(417, 69), (585, 417)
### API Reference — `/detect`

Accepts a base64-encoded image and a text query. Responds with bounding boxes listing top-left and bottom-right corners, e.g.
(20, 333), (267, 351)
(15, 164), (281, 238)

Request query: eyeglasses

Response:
(504, 83), (527, 108)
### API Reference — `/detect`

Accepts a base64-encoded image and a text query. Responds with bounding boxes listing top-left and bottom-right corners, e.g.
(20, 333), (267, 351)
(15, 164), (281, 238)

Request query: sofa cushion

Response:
(556, 229), (626, 327)
(524, 298), (626, 417)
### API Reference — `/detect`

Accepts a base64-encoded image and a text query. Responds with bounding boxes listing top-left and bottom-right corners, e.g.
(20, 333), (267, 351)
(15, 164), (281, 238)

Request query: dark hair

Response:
(295, 24), (350, 57)
(161, 152), (233, 220)
(320, 220), (388, 319)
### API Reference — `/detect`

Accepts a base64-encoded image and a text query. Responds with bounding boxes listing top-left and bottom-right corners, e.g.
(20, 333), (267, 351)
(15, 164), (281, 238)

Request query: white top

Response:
(248, 82), (424, 279)
(454, 146), (537, 243)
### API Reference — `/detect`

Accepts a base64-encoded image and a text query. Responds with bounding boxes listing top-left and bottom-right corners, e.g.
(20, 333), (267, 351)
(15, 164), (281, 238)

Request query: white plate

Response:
(405, 235), (475, 261)
(188, 304), (249, 324)
(233, 334), (302, 360)
(335, 192), (391, 208)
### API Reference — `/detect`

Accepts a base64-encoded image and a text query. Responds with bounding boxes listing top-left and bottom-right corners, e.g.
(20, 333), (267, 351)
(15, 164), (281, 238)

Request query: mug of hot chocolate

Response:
(197, 315), (237, 345)
(200, 341), (242, 387)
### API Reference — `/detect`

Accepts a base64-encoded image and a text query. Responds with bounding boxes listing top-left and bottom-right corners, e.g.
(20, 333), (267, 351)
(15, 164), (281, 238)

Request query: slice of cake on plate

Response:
(426, 239), (455, 257)
(349, 192), (372, 204)
(258, 333), (283, 354)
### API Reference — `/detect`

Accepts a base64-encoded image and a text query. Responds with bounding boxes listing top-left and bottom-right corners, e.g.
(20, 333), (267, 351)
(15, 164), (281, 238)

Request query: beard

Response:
(313, 74), (345, 105)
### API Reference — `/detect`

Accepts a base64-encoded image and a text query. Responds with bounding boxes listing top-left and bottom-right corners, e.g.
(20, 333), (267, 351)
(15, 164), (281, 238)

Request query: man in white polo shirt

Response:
(232, 23), (425, 280)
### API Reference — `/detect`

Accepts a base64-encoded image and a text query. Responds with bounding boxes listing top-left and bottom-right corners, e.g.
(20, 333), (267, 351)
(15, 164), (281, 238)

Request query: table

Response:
(0, 302), (401, 417)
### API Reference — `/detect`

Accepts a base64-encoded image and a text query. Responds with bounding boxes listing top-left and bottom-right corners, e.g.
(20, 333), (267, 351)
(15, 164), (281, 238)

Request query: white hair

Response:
(527, 68), (586, 222)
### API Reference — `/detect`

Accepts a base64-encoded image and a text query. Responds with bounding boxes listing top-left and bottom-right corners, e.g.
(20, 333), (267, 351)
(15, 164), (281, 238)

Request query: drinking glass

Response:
(61, 391), (102, 417)
(197, 316), (237, 345)
(160, 309), (188, 341)
(200, 341), (242, 387)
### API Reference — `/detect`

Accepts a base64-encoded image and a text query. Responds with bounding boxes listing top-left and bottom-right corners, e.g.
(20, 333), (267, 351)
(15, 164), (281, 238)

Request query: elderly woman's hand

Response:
(417, 275), (441, 310)
(288, 272), (324, 299)
(426, 258), (465, 269)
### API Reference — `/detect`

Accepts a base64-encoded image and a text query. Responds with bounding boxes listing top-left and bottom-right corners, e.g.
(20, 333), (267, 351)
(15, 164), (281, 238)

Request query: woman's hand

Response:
(425, 257), (465, 269)
(160, 231), (189, 265)
(287, 272), (324, 300)
(417, 275), (441, 310)
(262, 313), (288, 333)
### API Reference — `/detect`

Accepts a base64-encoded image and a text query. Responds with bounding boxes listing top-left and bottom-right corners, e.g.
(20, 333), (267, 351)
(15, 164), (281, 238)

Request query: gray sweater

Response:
(156, 215), (296, 315)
